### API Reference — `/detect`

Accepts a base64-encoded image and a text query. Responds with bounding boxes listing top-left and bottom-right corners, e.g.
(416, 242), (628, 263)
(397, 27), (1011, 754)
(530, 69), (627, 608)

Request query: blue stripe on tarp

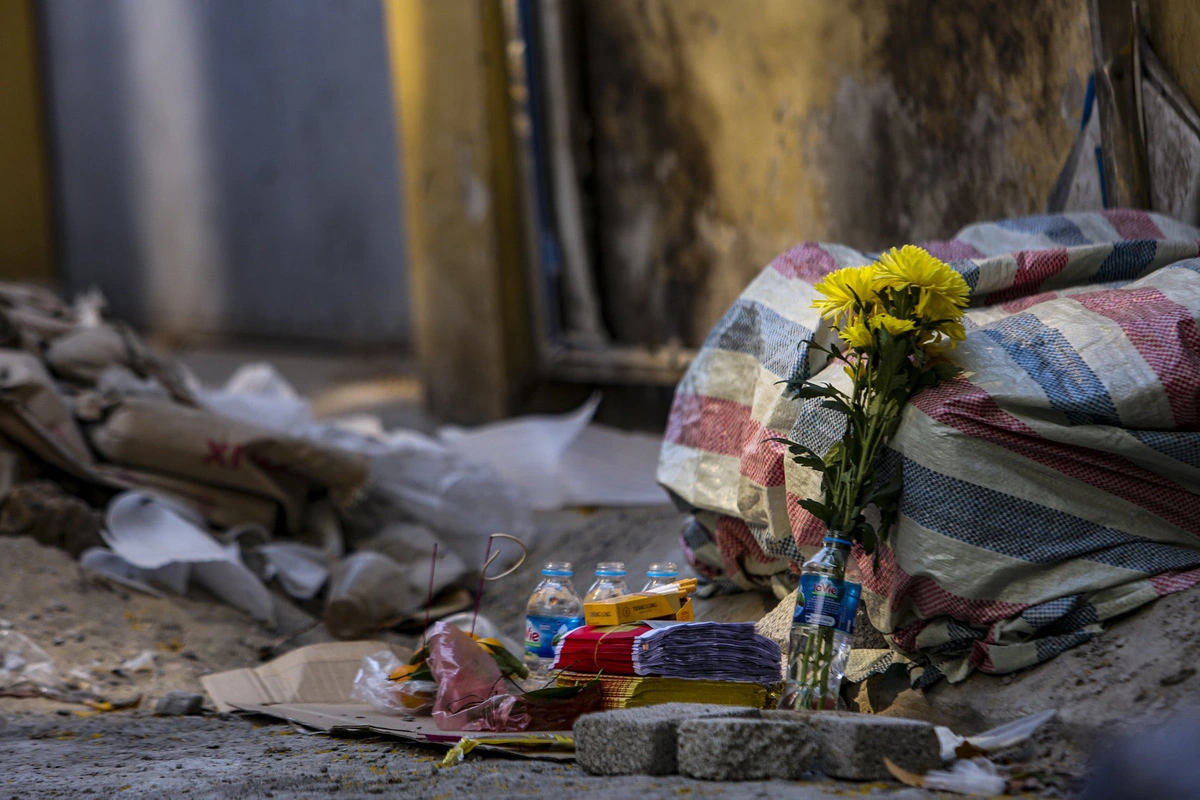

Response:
(997, 215), (1090, 247)
(1127, 431), (1200, 468)
(981, 313), (1121, 426)
(704, 299), (812, 380)
(1093, 240), (1157, 283)
(899, 458), (1200, 573)
(951, 260), (981, 293)
(1021, 596), (1080, 628)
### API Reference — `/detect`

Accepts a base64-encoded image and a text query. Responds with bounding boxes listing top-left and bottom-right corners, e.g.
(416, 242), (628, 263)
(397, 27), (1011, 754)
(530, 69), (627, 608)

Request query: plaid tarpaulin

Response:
(657, 211), (1200, 684)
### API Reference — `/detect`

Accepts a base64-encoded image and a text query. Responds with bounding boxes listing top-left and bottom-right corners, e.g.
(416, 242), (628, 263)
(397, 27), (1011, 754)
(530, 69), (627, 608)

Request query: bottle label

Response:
(794, 574), (844, 628)
(836, 582), (861, 635)
(524, 614), (584, 659)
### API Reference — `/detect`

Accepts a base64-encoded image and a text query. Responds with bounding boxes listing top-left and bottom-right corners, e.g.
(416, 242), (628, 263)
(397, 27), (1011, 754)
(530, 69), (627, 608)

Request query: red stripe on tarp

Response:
(663, 394), (750, 458)
(1151, 567), (1200, 596)
(667, 392), (793, 485)
(1001, 289), (1059, 314)
(985, 248), (1069, 305)
(712, 515), (782, 567)
(771, 242), (841, 284)
(1071, 286), (1200, 430)
(741, 434), (788, 487)
(913, 378), (1200, 532)
(1103, 209), (1165, 240)
(920, 239), (985, 261)
(859, 542), (1029, 625)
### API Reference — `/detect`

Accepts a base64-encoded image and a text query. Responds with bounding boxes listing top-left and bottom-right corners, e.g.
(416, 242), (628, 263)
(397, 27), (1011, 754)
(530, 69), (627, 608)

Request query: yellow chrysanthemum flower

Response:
(936, 320), (967, 342)
(838, 319), (873, 349)
(869, 313), (916, 337)
(874, 245), (969, 322)
(812, 266), (878, 322)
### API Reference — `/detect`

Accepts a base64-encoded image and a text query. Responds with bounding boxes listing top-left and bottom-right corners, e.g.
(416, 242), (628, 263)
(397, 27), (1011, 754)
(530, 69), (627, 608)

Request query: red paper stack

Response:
(552, 624), (645, 675)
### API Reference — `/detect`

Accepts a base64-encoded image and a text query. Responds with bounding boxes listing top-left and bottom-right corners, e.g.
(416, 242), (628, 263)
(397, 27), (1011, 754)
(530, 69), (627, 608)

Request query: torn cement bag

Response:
(44, 325), (132, 385)
(96, 464), (281, 532)
(86, 397), (367, 533)
(95, 491), (275, 623)
(0, 349), (97, 474)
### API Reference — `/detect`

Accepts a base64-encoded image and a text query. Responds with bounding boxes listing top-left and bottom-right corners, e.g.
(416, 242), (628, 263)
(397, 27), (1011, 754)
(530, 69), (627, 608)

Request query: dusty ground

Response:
(0, 713), (944, 799)
(0, 514), (942, 800)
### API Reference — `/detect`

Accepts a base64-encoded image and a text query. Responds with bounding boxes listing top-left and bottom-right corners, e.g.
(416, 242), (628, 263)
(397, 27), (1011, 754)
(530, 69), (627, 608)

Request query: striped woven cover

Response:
(658, 210), (1200, 685)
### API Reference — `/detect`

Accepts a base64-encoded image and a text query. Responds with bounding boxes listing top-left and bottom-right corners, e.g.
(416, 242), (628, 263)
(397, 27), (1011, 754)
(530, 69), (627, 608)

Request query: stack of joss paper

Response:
(551, 621), (781, 709)
(554, 671), (769, 711)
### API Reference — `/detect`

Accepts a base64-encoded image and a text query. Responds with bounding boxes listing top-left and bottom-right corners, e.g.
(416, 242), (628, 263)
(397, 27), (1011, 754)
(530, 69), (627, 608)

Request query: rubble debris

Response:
(0, 480), (103, 557)
(154, 691), (205, 717)
(573, 704), (761, 776)
(676, 717), (817, 781)
(96, 492), (274, 624)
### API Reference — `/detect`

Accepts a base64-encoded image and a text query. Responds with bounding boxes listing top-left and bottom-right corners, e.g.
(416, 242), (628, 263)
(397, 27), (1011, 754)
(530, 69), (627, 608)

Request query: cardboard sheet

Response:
(202, 642), (575, 761)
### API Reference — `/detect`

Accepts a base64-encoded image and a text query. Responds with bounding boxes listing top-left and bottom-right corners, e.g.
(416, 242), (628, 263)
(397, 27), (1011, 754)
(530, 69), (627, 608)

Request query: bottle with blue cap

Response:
(524, 562), (584, 676)
(642, 561), (678, 591)
(779, 534), (859, 710)
(584, 562), (629, 603)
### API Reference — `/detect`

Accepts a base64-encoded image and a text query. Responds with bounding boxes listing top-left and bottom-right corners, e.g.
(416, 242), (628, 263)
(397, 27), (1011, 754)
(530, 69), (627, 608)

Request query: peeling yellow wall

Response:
(1145, 0), (1200, 113)
(0, 0), (53, 281)
(582, 0), (1094, 346)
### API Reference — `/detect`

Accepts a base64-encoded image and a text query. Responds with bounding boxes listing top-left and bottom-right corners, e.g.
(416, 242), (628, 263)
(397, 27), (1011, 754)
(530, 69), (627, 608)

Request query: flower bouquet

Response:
(775, 246), (969, 710)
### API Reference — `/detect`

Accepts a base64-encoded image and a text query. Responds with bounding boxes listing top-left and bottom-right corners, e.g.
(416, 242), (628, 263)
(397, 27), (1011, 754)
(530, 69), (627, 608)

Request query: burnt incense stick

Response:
(470, 535), (495, 637)
(421, 543), (438, 650)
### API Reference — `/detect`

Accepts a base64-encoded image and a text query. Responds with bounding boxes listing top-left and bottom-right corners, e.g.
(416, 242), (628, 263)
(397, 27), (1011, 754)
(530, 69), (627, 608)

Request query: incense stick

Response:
(470, 535), (495, 637)
(422, 543), (438, 650)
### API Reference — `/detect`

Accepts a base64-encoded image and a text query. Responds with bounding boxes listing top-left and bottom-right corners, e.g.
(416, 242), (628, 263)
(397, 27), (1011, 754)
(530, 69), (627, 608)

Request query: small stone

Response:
(1160, 667), (1196, 687)
(677, 717), (816, 780)
(155, 691), (205, 716)
(574, 703), (761, 776)
(52, 638), (65, 646)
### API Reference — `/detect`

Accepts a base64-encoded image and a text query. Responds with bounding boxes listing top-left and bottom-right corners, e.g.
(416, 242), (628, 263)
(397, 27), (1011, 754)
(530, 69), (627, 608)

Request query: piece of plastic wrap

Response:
(350, 650), (436, 716)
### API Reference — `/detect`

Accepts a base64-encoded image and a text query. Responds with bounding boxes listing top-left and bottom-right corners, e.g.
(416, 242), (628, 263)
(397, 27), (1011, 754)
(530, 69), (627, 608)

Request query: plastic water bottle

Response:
(584, 562), (629, 602)
(780, 536), (852, 710)
(642, 562), (679, 591)
(524, 562), (584, 677)
(828, 553), (862, 698)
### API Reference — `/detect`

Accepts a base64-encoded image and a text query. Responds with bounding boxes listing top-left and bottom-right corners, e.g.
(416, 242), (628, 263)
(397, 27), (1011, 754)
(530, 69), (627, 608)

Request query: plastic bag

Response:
(350, 650), (437, 715)
(0, 630), (67, 697)
(298, 423), (534, 570)
(325, 551), (423, 640)
(426, 622), (601, 732)
(924, 758), (1008, 796)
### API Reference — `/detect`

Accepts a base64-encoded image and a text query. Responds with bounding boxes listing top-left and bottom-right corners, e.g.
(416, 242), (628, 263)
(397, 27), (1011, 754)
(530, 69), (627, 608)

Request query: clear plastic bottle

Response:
(642, 562), (679, 591)
(779, 536), (852, 711)
(524, 562), (585, 677)
(828, 553), (862, 699)
(584, 562), (629, 602)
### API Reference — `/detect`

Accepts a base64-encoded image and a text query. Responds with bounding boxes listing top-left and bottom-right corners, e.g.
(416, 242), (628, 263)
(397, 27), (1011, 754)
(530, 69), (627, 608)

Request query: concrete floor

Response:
(0, 712), (940, 799)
